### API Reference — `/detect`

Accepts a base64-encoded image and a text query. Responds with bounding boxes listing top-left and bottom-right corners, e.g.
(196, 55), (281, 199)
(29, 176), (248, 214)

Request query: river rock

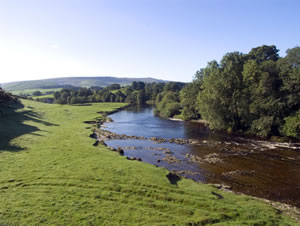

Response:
(117, 148), (124, 156)
(162, 155), (181, 164)
(89, 133), (97, 139)
(126, 157), (136, 160)
(212, 184), (232, 190)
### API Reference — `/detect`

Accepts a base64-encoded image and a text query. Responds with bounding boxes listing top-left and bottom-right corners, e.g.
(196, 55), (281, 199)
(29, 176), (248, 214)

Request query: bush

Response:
(164, 102), (181, 118)
(281, 111), (300, 139)
(32, 91), (42, 96)
(250, 116), (274, 138)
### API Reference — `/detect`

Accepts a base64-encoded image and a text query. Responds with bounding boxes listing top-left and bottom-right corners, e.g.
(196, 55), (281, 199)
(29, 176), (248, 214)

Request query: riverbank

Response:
(96, 121), (300, 205)
(98, 105), (300, 212)
(0, 100), (298, 224)
(168, 113), (298, 143)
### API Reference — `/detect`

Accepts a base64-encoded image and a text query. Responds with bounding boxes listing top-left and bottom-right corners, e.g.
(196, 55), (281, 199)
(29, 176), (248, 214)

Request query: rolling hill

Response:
(1, 76), (167, 91)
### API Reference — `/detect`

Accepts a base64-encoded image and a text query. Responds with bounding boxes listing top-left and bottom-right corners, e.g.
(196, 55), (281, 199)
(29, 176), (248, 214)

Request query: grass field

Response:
(0, 100), (297, 225)
(31, 94), (54, 100)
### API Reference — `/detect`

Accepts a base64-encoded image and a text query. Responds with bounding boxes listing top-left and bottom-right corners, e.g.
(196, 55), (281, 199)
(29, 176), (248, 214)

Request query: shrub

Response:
(281, 111), (300, 139)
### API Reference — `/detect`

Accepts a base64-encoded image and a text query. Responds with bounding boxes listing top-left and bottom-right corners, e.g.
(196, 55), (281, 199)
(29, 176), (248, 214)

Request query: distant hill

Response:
(1, 76), (167, 91)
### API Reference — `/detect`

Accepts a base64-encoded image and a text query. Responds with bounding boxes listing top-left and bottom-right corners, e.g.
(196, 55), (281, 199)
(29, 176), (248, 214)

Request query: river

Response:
(101, 105), (300, 207)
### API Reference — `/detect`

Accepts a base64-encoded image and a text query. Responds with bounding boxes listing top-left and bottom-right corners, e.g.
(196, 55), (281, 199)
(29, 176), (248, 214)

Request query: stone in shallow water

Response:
(166, 172), (181, 185)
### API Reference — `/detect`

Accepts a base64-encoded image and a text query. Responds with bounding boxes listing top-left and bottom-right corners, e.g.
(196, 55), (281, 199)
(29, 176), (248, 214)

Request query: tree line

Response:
(52, 81), (185, 106)
(178, 45), (300, 139)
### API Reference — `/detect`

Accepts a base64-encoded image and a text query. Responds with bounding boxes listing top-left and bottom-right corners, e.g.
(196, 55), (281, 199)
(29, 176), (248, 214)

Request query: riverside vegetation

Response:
(157, 45), (300, 140)
(31, 45), (299, 140)
(0, 90), (298, 225)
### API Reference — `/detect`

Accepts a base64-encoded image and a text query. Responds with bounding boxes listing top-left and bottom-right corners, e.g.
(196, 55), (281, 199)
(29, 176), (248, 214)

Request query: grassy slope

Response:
(0, 100), (297, 225)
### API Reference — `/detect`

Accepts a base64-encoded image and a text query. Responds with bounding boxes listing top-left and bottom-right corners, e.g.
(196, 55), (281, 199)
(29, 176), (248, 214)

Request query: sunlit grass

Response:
(31, 94), (54, 100)
(0, 100), (297, 225)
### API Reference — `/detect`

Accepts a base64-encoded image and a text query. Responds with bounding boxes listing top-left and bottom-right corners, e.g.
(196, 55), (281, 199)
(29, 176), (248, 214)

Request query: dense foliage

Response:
(153, 82), (185, 118)
(180, 45), (300, 139)
(0, 88), (19, 105)
(155, 92), (181, 118)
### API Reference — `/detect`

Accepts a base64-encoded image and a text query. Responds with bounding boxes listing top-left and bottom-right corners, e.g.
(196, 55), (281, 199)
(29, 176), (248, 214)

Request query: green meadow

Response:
(31, 94), (54, 100)
(0, 100), (297, 225)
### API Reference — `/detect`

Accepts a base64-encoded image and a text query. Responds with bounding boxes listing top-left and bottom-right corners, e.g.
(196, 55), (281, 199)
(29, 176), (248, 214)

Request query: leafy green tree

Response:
(163, 82), (185, 92)
(180, 81), (201, 120)
(136, 81), (145, 90)
(278, 47), (300, 114)
(115, 90), (126, 102)
(109, 93), (116, 102)
(151, 83), (164, 101)
(53, 91), (60, 100)
(248, 61), (283, 137)
(32, 91), (42, 96)
(144, 83), (153, 100)
(198, 52), (247, 131)
(137, 90), (146, 105)
(155, 93), (163, 103)
(247, 45), (279, 63)
(131, 81), (138, 90)
(78, 88), (89, 97)
(155, 91), (181, 118)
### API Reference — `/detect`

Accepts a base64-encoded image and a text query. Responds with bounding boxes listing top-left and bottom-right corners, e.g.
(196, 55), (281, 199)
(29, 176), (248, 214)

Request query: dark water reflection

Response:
(102, 105), (300, 207)
(104, 105), (216, 140)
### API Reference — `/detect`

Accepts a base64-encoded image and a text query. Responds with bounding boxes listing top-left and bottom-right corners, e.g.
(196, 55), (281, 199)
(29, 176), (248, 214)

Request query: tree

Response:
(136, 81), (145, 90)
(78, 88), (88, 97)
(137, 90), (146, 105)
(109, 93), (116, 102)
(151, 83), (164, 101)
(61, 91), (69, 104)
(131, 81), (138, 90)
(278, 47), (300, 114)
(107, 84), (121, 90)
(198, 53), (247, 131)
(163, 82), (185, 92)
(54, 91), (60, 100)
(248, 61), (283, 137)
(32, 91), (42, 96)
(155, 91), (181, 118)
(180, 81), (201, 120)
(247, 45), (279, 63)
(115, 90), (126, 102)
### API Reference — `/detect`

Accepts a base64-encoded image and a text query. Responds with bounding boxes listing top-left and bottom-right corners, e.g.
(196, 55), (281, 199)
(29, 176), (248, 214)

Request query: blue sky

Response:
(0, 0), (299, 83)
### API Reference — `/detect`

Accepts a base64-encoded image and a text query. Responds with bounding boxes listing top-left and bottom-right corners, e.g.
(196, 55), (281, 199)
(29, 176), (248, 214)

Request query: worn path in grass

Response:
(0, 100), (298, 225)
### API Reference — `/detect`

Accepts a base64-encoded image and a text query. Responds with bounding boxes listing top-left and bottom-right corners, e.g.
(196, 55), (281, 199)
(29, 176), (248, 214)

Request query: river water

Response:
(102, 105), (300, 207)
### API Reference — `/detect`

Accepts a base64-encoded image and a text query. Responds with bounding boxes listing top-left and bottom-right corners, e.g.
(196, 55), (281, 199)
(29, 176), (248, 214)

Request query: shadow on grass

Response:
(0, 103), (58, 152)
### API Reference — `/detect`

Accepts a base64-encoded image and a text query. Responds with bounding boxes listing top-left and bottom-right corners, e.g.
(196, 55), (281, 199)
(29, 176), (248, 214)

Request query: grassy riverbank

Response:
(0, 100), (298, 225)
